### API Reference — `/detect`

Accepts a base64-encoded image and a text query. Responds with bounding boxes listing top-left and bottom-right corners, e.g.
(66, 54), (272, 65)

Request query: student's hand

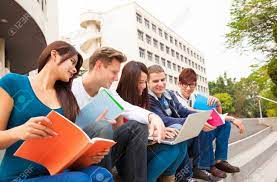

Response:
(12, 116), (58, 140)
(232, 118), (245, 134)
(88, 149), (110, 164)
(207, 96), (220, 106)
(148, 114), (166, 143)
(165, 127), (179, 139)
(202, 122), (216, 132)
(96, 109), (116, 124)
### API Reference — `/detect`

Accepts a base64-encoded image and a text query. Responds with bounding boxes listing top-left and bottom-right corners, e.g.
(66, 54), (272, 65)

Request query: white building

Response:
(72, 2), (208, 94)
(0, 0), (59, 76)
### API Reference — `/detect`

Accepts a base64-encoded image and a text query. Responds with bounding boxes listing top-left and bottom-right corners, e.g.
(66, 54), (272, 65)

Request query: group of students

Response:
(0, 41), (245, 182)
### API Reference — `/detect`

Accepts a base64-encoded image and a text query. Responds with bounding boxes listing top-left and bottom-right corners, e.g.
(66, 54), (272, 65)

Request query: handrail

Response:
(257, 95), (277, 118)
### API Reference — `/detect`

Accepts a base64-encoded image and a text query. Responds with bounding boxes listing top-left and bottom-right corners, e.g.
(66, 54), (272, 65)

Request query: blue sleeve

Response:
(0, 73), (17, 97)
(148, 96), (186, 127)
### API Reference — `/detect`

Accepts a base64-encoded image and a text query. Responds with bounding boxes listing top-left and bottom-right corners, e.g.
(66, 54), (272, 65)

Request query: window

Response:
(144, 18), (150, 28)
(136, 13), (142, 23)
(179, 42), (182, 49)
(153, 39), (158, 48)
(164, 32), (168, 40)
(185, 57), (188, 64)
(161, 58), (166, 67)
(174, 77), (178, 85)
(166, 46), (170, 54)
(178, 65), (181, 72)
(188, 59), (191, 66)
(139, 47), (145, 58)
(187, 48), (190, 54)
(173, 63), (176, 71)
(171, 49), (175, 57)
(152, 24), (156, 32)
(180, 55), (183, 62)
(167, 60), (171, 69)
(170, 36), (173, 43)
(176, 52), (179, 59)
(191, 50), (193, 56)
(160, 43), (164, 51)
(155, 55), (160, 64)
(147, 51), (153, 61)
(137, 30), (144, 41)
(169, 75), (173, 83)
(175, 39), (178, 46)
(146, 34), (151, 45)
(165, 74), (168, 81)
(158, 28), (163, 37)
(183, 45), (186, 51)
(192, 61), (195, 68)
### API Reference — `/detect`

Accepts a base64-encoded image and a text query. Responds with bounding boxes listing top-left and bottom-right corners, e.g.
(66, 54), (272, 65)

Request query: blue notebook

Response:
(193, 94), (216, 111)
(76, 89), (124, 129)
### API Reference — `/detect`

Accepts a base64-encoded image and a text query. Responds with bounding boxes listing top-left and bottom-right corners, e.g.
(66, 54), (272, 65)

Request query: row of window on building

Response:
(136, 12), (204, 64)
(137, 29), (206, 74)
(139, 47), (207, 83)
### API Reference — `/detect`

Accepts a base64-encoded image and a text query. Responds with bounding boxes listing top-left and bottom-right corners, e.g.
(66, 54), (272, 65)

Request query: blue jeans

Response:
(147, 142), (187, 182)
(176, 131), (206, 180)
(199, 121), (231, 170)
(19, 166), (113, 182)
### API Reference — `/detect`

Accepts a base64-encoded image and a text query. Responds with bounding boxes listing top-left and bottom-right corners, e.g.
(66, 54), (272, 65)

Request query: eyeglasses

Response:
(181, 82), (196, 89)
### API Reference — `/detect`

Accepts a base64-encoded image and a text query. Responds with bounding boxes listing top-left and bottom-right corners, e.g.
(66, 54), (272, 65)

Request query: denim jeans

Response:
(176, 131), (206, 180)
(18, 166), (113, 182)
(147, 141), (187, 182)
(199, 121), (231, 169)
(112, 120), (149, 182)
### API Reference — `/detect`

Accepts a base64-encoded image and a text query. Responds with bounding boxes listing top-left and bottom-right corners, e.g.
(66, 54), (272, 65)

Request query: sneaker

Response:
(215, 161), (240, 173)
(210, 166), (227, 178)
(192, 168), (212, 181)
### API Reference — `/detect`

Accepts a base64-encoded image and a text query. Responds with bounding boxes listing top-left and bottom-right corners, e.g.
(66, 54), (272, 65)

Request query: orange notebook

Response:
(14, 111), (116, 175)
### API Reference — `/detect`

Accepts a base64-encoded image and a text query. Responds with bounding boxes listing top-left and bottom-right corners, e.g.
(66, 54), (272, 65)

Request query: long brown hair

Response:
(116, 61), (149, 109)
(37, 41), (83, 121)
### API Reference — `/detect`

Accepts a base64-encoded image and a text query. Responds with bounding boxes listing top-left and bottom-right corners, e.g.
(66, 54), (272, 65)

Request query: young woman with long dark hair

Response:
(0, 41), (113, 182)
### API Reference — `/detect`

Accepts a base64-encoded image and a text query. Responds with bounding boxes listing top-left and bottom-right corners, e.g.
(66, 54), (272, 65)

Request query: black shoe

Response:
(210, 166), (227, 178)
(215, 161), (240, 173)
(192, 168), (212, 181)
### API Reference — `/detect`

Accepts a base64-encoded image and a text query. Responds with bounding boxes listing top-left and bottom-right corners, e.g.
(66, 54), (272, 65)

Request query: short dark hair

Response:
(89, 47), (127, 70)
(179, 68), (197, 84)
(147, 64), (165, 75)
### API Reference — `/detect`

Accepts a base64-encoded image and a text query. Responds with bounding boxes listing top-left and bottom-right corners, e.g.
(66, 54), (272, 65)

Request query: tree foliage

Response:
(226, 0), (277, 85)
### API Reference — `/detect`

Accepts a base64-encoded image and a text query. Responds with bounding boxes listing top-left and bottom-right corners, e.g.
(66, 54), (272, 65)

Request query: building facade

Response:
(0, 0), (59, 76)
(72, 2), (208, 94)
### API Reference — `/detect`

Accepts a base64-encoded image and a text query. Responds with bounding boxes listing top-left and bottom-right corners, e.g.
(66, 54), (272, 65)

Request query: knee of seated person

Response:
(127, 120), (149, 137)
(89, 167), (113, 182)
(224, 121), (232, 130)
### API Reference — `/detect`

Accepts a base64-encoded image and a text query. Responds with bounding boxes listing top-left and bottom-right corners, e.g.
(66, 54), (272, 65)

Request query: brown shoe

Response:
(159, 175), (176, 182)
(215, 161), (240, 173)
(210, 166), (227, 178)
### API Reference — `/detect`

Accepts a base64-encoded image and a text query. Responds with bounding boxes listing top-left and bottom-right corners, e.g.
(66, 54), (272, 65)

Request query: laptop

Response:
(149, 111), (211, 145)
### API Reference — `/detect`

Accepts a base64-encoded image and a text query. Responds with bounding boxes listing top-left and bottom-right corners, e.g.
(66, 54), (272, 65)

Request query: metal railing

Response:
(257, 95), (277, 118)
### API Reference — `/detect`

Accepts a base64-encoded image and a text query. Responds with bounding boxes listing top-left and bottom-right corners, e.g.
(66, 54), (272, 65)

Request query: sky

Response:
(58, 0), (264, 81)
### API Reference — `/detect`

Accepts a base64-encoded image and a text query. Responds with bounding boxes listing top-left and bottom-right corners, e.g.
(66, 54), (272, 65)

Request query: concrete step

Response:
(247, 150), (277, 182)
(228, 127), (272, 159)
(220, 131), (277, 182)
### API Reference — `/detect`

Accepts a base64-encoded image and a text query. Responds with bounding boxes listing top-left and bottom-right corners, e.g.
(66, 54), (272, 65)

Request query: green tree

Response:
(214, 93), (235, 114)
(226, 0), (277, 85)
